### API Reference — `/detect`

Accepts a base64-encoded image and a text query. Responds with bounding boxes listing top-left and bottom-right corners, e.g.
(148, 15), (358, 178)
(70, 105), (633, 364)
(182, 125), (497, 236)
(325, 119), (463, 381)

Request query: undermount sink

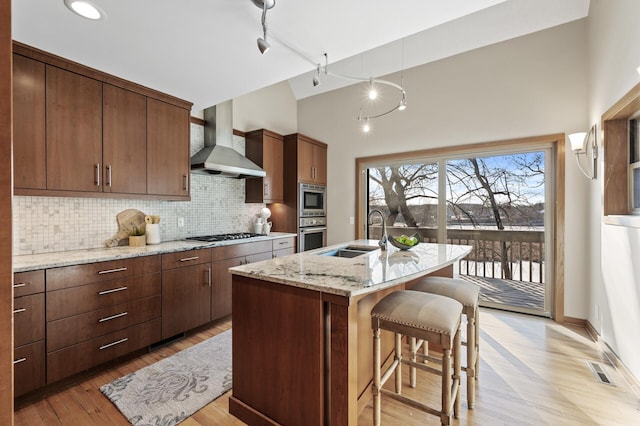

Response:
(318, 245), (379, 258)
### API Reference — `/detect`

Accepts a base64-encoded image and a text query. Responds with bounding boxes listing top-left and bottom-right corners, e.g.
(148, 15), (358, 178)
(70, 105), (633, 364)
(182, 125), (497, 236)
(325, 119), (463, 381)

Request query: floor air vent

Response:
(587, 361), (615, 386)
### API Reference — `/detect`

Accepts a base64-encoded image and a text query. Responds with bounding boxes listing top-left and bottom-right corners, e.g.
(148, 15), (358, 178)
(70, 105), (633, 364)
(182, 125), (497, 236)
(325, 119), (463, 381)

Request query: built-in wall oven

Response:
(299, 216), (327, 252)
(299, 183), (326, 217)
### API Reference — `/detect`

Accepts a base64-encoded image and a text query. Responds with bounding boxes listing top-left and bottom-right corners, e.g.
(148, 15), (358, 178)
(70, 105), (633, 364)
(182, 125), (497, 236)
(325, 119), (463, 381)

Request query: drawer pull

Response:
(98, 286), (128, 295)
(13, 357), (27, 365)
(179, 256), (200, 262)
(98, 267), (128, 275)
(99, 337), (128, 350)
(13, 283), (26, 288)
(13, 308), (26, 314)
(278, 241), (287, 245)
(98, 312), (128, 323)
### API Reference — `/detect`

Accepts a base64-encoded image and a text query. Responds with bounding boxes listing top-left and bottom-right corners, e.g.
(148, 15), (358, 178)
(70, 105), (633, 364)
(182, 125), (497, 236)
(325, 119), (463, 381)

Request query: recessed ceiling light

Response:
(63, 0), (106, 21)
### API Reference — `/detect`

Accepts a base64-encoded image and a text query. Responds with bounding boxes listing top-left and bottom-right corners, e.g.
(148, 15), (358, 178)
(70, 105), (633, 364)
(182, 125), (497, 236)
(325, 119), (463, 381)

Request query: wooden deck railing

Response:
(370, 226), (545, 283)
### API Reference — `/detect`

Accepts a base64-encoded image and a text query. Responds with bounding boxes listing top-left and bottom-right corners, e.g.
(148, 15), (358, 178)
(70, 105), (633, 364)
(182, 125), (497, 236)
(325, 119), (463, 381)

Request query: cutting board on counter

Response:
(105, 209), (147, 247)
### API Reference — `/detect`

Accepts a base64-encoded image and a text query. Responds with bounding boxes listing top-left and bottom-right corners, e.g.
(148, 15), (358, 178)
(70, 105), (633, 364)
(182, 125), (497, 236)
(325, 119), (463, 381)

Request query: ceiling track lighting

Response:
(247, 1), (406, 133)
(252, 0), (275, 54)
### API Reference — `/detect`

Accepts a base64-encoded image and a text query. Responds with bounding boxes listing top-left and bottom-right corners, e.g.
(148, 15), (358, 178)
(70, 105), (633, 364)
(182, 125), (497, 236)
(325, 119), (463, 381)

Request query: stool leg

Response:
(409, 337), (417, 388)
(395, 332), (402, 394)
(441, 347), (452, 426)
(454, 325), (462, 418)
(467, 313), (476, 409)
(475, 307), (480, 381)
(373, 328), (381, 426)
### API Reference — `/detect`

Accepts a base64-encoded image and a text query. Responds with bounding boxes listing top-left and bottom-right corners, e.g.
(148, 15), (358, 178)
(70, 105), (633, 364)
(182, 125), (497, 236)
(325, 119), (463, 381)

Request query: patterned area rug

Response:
(101, 330), (232, 426)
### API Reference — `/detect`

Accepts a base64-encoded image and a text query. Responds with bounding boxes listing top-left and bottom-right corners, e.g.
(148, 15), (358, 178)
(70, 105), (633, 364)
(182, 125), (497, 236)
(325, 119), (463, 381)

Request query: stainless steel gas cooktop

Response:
(186, 232), (262, 242)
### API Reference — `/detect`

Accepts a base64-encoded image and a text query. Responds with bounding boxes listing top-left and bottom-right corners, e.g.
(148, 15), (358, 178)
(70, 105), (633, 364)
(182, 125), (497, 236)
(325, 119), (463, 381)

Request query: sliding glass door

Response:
(366, 146), (554, 317)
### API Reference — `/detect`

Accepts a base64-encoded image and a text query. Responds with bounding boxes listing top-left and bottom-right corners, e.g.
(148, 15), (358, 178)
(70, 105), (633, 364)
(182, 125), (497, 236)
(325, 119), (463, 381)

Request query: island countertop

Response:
(229, 239), (472, 299)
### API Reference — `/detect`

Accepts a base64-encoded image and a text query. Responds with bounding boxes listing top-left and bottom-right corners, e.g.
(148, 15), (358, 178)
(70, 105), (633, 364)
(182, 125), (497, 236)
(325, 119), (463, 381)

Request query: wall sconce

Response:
(568, 124), (598, 179)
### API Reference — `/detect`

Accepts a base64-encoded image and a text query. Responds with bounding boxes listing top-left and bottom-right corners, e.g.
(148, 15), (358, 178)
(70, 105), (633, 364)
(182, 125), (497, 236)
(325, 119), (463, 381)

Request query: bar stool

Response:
(371, 290), (462, 426)
(410, 276), (480, 409)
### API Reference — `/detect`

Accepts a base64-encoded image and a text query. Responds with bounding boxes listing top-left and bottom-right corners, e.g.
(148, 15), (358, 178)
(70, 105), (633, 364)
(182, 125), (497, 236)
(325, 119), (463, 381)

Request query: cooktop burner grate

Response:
(186, 232), (262, 242)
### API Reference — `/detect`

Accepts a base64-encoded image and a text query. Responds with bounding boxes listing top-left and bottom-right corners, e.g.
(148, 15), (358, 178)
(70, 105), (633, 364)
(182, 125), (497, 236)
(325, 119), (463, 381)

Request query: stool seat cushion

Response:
(412, 277), (480, 308)
(371, 290), (462, 336)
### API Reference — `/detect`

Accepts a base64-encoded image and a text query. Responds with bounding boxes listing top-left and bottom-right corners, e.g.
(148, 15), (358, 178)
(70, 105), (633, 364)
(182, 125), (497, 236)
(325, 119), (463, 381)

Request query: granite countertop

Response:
(13, 232), (297, 272)
(229, 239), (472, 299)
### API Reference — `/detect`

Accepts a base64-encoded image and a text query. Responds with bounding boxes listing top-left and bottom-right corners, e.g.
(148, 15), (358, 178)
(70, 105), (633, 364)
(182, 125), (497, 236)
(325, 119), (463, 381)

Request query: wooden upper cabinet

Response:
(103, 84), (147, 194)
(46, 65), (103, 192)
(286, 133), (328, 185)
(12, 42), (193, 200)
(245, 129), (284, 203)
(13, 54), (46, 190)
(147, 98), (190, 197)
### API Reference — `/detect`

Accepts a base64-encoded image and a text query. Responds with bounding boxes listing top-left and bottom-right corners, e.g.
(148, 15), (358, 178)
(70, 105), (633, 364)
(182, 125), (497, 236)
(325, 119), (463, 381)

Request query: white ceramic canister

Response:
(146, 223), (161, 244)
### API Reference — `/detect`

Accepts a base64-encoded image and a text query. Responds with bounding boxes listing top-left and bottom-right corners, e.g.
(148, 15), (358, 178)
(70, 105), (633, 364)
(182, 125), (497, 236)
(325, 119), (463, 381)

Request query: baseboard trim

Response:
(584, 319), (640, 397)
(561, 317), (639, 397)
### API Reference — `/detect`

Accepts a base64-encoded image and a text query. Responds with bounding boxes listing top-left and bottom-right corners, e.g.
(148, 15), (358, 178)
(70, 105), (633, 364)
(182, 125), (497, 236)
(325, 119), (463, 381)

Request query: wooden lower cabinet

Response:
(211, 250), (272, 322)
(44, 257), (161, 385)
(14, 341), (46, 397)
(13, 271), (46, 397)
(47, 319), (161, 384)
(161, 263), (212, 338)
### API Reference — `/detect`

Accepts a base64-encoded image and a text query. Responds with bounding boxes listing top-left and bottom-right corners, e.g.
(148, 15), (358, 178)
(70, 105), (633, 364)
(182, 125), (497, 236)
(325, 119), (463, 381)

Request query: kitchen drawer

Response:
(47, 295), (161, 352)
(47, 318), (161, 384)
(246, 251), (273, 264)
(211, 240), (272, 261)
(161, 248), (211, 270)
(47, 272), (160, 321)
(272, 237), (295, 252)
(14, 340), (46, 397)
(13, 270), (45, 297)
(46, 255), (160, 291)
(273, 247), (295, 258)
(14, 293), (45, 347)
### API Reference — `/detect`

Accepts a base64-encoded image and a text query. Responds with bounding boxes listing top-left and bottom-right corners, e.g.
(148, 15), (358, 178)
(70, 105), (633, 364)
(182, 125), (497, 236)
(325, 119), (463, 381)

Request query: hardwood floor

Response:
(14, 309), (640, 425)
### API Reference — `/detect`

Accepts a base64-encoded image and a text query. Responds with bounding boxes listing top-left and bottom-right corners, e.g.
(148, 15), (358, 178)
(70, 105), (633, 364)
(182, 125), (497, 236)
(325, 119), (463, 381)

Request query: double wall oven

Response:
(298, 183), (327, 251)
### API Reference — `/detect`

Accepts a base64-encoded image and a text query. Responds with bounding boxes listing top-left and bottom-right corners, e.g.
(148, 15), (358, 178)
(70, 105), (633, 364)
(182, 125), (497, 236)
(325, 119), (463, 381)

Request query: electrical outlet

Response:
(177, 217), (185, 227)
(349, 216), (355, 225)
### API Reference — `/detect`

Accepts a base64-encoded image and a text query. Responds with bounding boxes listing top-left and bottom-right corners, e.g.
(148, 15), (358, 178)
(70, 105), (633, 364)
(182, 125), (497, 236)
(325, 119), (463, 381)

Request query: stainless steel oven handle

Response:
(300, 227), (327, 234)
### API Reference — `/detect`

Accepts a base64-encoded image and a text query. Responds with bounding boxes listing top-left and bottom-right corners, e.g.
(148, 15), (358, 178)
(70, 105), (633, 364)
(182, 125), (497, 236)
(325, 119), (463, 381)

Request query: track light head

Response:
(254, 0), (274, 54)
(398, 91), (407, 111)
(312, 64), (321, 87)
(257, 37), (270, 54)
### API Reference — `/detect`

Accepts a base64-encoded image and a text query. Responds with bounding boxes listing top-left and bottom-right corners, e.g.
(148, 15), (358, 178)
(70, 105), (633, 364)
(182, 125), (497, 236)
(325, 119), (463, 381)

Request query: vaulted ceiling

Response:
(12, 0), (590, 112)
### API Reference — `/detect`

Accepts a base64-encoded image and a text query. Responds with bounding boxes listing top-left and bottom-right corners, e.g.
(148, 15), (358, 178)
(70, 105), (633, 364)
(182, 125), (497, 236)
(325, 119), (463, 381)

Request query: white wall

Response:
(587, 0), (640, 383)
(233, 80), (297, 135)
(297, 21), (590, 319)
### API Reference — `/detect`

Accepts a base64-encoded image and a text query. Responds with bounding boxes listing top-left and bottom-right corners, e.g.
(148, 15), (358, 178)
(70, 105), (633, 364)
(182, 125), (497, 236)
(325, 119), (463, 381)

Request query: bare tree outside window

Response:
(368, 152), (545, 281)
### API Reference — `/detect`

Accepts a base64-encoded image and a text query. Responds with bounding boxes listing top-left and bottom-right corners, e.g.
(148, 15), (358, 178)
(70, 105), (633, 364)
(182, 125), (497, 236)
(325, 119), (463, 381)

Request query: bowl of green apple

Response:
(389, 233), (420, 250)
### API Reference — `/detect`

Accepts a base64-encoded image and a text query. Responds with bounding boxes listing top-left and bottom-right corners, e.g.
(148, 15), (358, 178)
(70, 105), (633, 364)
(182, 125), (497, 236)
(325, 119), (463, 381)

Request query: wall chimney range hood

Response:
(190, 100), (266, 178)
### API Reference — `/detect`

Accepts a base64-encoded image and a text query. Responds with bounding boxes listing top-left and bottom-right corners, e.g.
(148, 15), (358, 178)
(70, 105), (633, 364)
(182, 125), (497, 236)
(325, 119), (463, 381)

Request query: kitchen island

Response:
(228, 240), (471, 426)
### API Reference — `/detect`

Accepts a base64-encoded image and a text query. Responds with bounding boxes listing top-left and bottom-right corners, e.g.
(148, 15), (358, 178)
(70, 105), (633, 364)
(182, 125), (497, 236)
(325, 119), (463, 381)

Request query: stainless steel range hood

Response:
(190, 100), (266, 178)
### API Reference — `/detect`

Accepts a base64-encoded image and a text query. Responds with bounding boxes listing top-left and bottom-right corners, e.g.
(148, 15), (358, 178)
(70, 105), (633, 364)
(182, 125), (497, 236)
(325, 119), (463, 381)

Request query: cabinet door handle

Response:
(13, 357), (27, 365)
(107, 164), (112, 187)
(95, 163), (101, 187)
(264, 183), (268, 196)
(183, 175), (189, 191)
(206, 268), (211, 287)
(99, 337), (128, 350)
(179, 256), (199, 262)
(13, 308), (26, 314)
(98, 286), (128, 295)
(98, 312), (128, 323)
(12, 282), (26, 288)
(98, 267), (128, 275)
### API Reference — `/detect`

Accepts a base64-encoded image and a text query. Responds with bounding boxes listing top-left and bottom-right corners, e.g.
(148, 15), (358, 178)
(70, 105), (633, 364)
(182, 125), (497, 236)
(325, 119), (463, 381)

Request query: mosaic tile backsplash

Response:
(13, 124), (266, 255)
